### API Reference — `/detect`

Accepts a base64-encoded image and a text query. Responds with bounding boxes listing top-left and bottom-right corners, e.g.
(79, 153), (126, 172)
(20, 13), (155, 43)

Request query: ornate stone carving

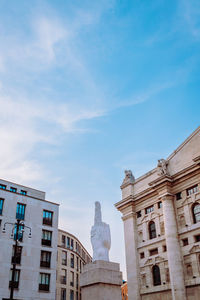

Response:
(157, 159), (169, 176)
(91, 201), (111, 262)
(122, 170), (135, 185)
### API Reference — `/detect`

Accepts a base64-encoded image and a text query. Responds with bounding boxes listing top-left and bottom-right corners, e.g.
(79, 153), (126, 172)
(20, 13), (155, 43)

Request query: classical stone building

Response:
(115, 127), (200, 300)
(0, 179), (59, 300)
(56, 229), (92, 300)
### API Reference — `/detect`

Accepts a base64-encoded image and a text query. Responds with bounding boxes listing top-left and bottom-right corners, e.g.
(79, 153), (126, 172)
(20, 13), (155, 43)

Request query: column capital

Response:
(122, 211), (136, 222)
(159, 192), (174, 201)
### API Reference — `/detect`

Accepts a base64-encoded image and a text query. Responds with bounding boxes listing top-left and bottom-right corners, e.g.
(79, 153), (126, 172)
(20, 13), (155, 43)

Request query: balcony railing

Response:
(16, 213), (24, 220)
(9, 281), (19, 289)
(40, 261), (50, 268)
(39, 284), (49, 291)
(41, 239), (51, 246)
(60, 276), (67, 284)
(62, 259), (67, 266)
(43, 218), (52, 226)
(12, 255), (21, 265)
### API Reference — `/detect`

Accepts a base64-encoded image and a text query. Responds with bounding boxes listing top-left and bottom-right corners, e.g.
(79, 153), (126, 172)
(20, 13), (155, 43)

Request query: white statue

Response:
(122, 170), (135, 184)
(91, 201), (111, 262)
(157, 159), (169, 176)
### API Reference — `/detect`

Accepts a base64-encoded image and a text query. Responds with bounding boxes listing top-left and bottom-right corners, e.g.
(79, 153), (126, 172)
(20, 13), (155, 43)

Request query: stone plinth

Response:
(80, 260), (123, 300)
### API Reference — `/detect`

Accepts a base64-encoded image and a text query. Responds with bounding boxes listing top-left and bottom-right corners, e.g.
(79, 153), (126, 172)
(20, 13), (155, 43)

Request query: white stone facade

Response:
(56, 229), (92, 300)
(0, 179), (59, 300)
(115, 127), (200, 300)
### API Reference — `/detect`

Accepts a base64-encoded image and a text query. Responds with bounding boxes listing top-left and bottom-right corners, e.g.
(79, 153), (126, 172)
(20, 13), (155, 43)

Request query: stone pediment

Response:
(189, 245), (200, 254)
(144, 258), (153, 265)
(141, 212), (160, 222)
(155, 256), (164, 262)
(166, 127), (200, 176)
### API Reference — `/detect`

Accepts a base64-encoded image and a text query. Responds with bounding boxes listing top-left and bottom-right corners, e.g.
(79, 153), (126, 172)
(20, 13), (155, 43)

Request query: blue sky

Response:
(0, 0), (200, 277)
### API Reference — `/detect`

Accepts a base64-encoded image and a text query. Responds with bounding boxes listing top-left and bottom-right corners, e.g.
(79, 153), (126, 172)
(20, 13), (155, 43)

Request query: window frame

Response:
(16, 203), (26, 220)
(43, 210), (53, 226)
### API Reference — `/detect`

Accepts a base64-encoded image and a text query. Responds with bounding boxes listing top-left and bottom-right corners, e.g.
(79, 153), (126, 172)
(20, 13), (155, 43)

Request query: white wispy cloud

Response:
(181, 0), (200, 39)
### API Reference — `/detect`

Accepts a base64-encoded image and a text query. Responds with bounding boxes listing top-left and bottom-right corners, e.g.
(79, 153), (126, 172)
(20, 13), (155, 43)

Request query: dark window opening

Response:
(149, 221), (156, 239)
(176, 192), (182, 200)
(149, 248), (158, 256)
(43, 210), (53, 226)
(152, 265), (161, 286)
(182, 238), (189, 246)
(16, 203), (26, 220)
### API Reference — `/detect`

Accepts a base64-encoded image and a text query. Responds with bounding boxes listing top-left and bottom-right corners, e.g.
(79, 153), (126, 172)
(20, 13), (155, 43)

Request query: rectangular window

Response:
(149, 248), (158, 256)
(61, 288), (66, 300)
(70, 290), (74, 300)
(42, 230), (52, 247)
(76, 273), (79, 289)
(140, 252), (145, 259)
(187, 185), (198, 196)
(194, 235), (200, 242)
(43, 210), (53, 226)
(0, 198), (4, 215)
(71, 254), (74, 268)
(16, 203), (26, 220)
(158, 201), (162, 209)
(10, 187), (17, 193)
(62, 235), (66, 247)
(163, 245), (167, 252)
(62, 251), (67, 266)
(145, 205), (154, 214)
(137, 211), (142, 218)
(71, 239), (74, 250)
(67, 237), (70, 248)
(12, 246), (22, 264)
(60, 269), (67, 284)
(9, 269), (20, 289)
(40, 251), (51, 268)
(76, 257), (79, 271)
(20, 190), (27, 195)
(14, 224), (24, 242)
(176, 192), (182, 200)
(182, 238), (189, 246)
(76, 292), (78, 300)
(0, 184), (6, 190)
(80, 261), (82, 273)
(70, 271), (74, 287)
(39, 273), (50, 291)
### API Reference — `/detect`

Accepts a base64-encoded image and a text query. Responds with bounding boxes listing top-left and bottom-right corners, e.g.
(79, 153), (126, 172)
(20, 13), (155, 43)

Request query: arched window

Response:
(152, 265), (161, 286)
(149, 221), (156, 239)
(192, 203), (200, 224)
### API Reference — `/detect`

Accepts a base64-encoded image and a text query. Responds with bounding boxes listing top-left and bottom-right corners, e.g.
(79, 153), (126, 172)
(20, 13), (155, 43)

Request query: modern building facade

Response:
(115, 127), (200, 300)
(56, 229), (92, 300)
(0, 179), (59, 300)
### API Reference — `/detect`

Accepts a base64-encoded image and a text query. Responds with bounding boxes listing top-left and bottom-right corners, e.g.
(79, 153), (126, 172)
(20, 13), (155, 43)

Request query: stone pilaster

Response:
(122, 208), (141, 300)
(162, 194), (187, 300)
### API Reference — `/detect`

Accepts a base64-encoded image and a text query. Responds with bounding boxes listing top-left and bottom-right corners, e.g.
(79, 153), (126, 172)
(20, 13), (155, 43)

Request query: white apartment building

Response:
(56, 230), (92, 300)
(0, 179), (59, 300)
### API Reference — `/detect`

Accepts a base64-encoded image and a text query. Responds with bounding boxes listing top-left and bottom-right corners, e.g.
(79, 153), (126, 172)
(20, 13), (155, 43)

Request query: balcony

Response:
(16, 213), (24, 220)
(9, 281), (19, 289)
(41, 239), (51, 247)
(62, 259), (67, 266)
(43, 218), (52, 226)
(12, 255), (21, 265)
(40, 261), (50, 268)
(39, 284), (50, 291)
(60, 276), (67, 284)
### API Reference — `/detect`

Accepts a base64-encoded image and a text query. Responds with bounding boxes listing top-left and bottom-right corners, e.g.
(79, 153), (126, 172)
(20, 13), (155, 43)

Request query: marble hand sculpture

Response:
(91, 201), (111, 262)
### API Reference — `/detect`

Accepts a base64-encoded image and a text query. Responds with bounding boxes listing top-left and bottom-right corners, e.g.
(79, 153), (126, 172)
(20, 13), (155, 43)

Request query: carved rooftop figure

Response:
(122, 170), (135, 185)
(91, 201), (111, 262)
(157, 158), (169, 176)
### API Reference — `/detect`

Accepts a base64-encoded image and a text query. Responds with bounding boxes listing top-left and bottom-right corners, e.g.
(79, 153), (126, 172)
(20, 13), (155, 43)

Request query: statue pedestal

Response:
(80, 260), (123, 300)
